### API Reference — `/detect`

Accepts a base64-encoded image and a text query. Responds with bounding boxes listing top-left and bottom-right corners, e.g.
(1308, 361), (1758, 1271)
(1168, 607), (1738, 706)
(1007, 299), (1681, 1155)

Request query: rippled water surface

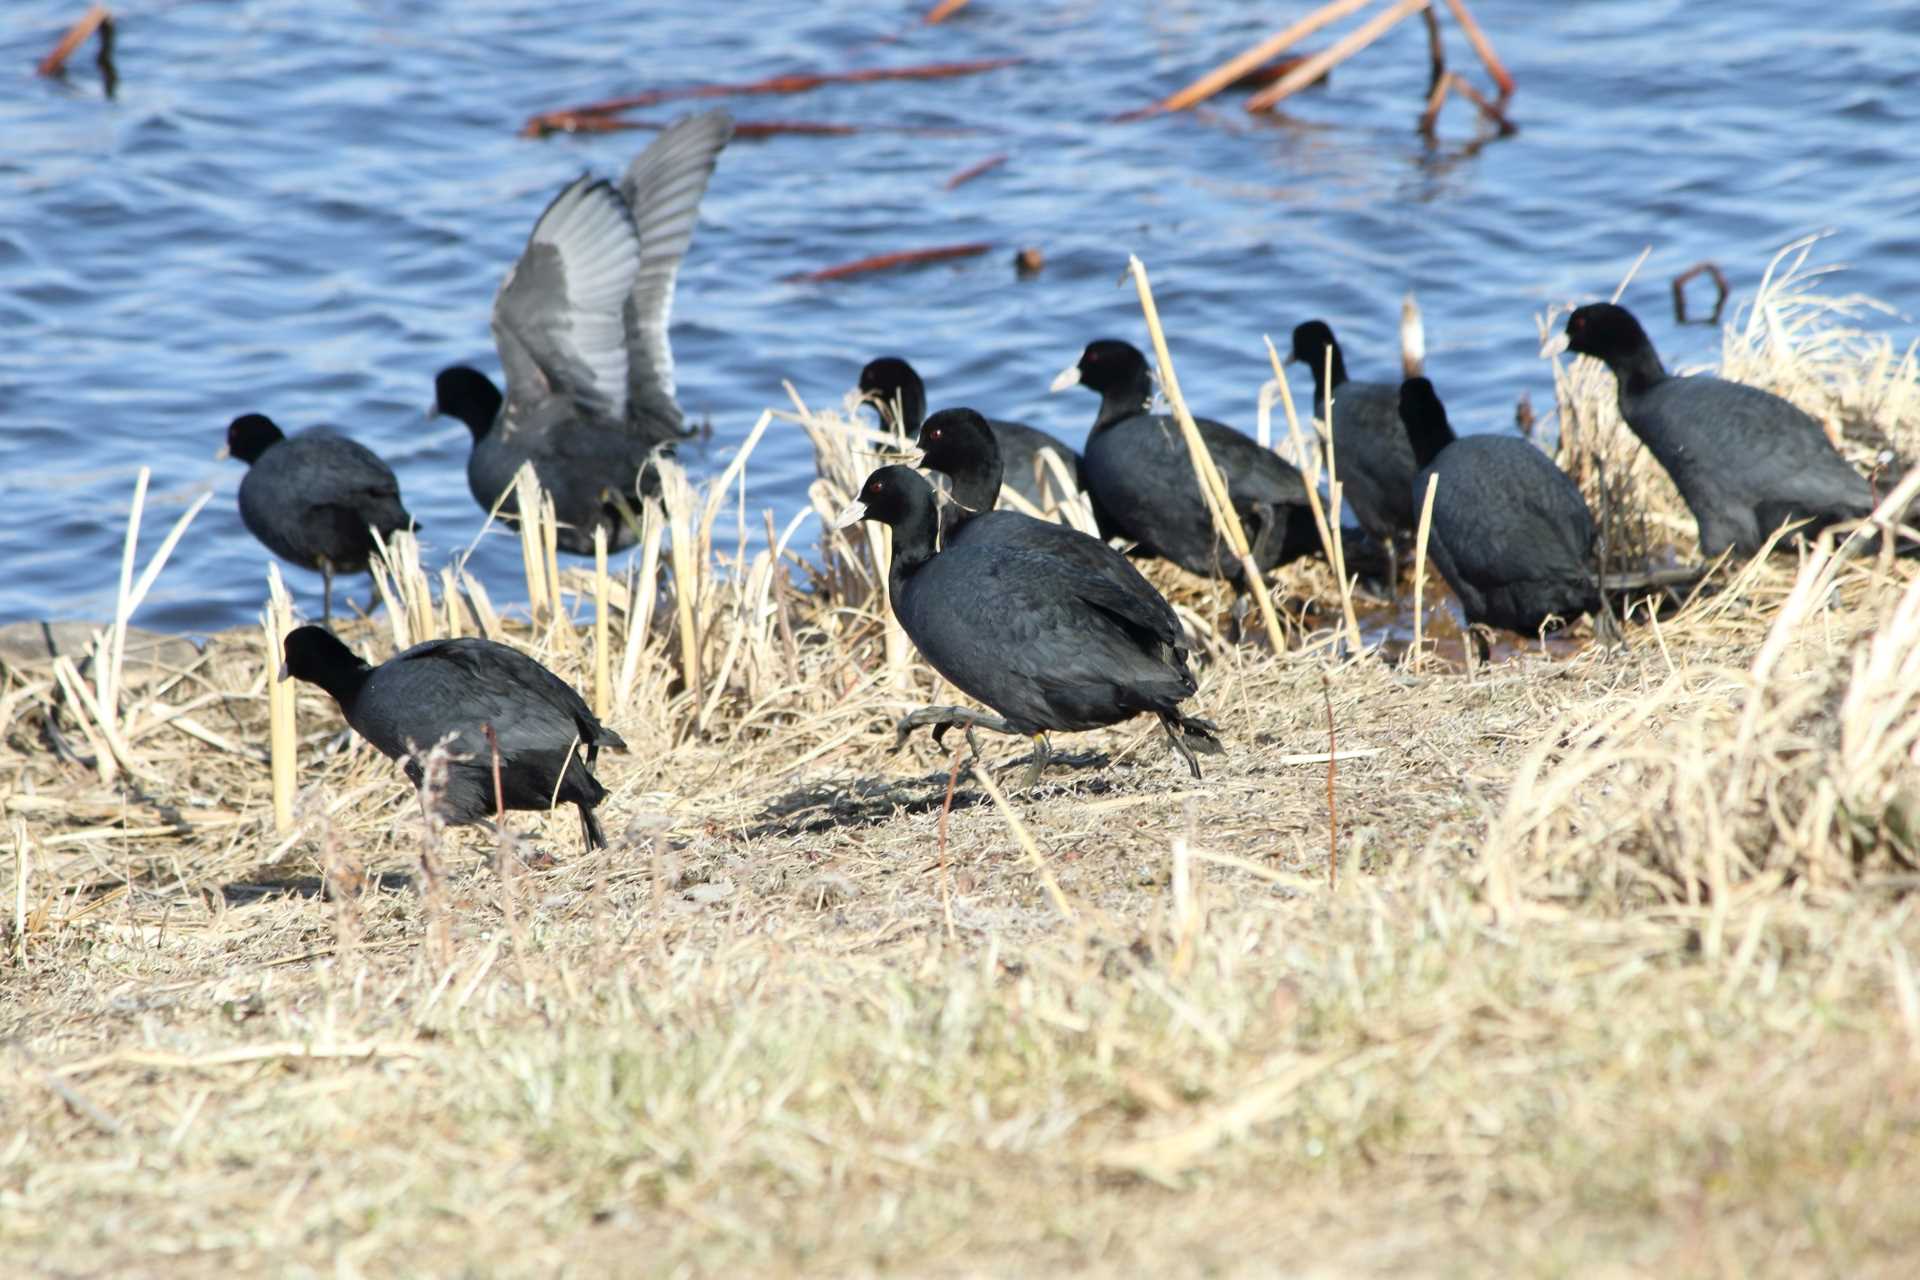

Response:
(4, 0), (1916, 633)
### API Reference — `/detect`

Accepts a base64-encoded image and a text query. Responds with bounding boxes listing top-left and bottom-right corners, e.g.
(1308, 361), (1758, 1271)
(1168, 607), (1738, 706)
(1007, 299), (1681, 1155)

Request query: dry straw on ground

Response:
(5, 250), (1920, 1275)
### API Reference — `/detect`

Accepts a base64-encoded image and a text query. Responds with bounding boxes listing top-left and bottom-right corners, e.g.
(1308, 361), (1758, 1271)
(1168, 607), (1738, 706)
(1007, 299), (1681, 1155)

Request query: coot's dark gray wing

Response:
(492, 176), (642, 422)
(1327, 380), (1419, 536)
(619, 108), (733, 435)
(1427, 438), (1594, 594)
(1193, 417), (1311, 509)
(367, 638), (624, 759)
(948, 511), (1182, 649)
(988, 419), (1084, 503)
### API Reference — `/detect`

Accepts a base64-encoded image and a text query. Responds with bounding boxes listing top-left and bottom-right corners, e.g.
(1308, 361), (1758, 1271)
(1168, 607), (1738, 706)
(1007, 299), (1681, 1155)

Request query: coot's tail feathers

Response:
(620, 108), (734, 432)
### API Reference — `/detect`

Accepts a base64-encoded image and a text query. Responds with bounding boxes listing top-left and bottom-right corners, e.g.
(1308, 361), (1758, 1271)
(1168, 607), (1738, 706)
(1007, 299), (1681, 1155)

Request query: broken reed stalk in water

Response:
(1127, 255), (1289, 653)
(1263, 337), (1365, 652)
(1410, 473), (1440, 670)
(1245, 0), (1432, 113)
(1135, 0), (1371, 116)
(263, 565), (297, 834)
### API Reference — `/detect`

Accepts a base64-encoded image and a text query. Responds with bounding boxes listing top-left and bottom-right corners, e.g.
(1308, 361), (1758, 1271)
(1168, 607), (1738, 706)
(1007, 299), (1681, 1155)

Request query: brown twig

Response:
(944, 153), (1006, 190)
(1322, 674), (1338, 891)
(1418, 71), (1453, 138)
(36, 5), (109, 78)
(1442, 0), (1515, 102)
(520, 58), (1022, 136)
(1224, 55), (1326, 93)
(1129, 0), (1371, 118)
(1449, 76), (1517, 136)
(924, 0), (972, 22)
(937, 746), (963, 939)
(1247, 0), (1432, 113)
(783, 242), (992, 284)
(1672, 261), (1730, 326)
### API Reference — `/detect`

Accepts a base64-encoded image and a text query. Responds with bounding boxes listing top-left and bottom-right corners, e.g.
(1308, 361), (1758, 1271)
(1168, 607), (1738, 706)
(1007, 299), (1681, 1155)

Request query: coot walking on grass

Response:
(1399, 378), (1613, 653)
(857, 356), (1083, 509)
(1290, 320), (1418, 577)
(1545, 302), (1882, 558)
(281, 627), (625, 850)
(916, 408), (1184, 645)
(224, 414), (416, 623)
(433, 109), (733, 553)
(836, 465), (1220, 782)
(1049, 339), (1328, 589)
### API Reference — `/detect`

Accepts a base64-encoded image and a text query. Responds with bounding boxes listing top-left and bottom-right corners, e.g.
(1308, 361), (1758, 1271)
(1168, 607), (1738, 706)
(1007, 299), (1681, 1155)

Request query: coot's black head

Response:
(280, 625), (370, 694)
(434, 366), (504, 439)
(1397, 377), (1456, 470)
(225, 413), (285, 465)
(836, 464), (937, 531)
(1559, 304), (1652, 363)
(1051, 339), (1151, 397)
(857, 356), (927, 435)
(917, 408), (998, 473)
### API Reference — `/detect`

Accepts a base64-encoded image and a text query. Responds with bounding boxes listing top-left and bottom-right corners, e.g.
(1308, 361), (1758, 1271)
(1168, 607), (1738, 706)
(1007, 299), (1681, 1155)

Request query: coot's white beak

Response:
(1049, 363), (1082, 393)
(425, 401), (442, 419)
(276, 660), (291, 682)
(1539, 331), (1571, 358)
(214, 445), (231, 461)
(833, 500), (868, 529)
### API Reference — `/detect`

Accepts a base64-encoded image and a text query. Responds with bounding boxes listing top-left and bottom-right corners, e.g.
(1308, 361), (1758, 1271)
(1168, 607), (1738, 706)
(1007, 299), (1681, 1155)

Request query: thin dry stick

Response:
(36, 5), (109, 77)
(782, 242), (992, 284)
(1246, 0), (1431, 113)
(1442, 0), (1514, 101)
(1322, 675), (1338, 890)
(943, 153), (1007, 190)
(593, 527), (611, 720)
(971, 764), (1075, 925)
(1128, 256), (1287, 652)
(1401, 292), (1426, 378)
(924, 0), (971, 22)
(264, 566), (297, 834)
(1138, 0), (1372, 116)
(12, 820), (28, 963)
(1410, 473), (1439, 670)
(1263, 337), (1365, 650)
(937, 746), (963, 940)
(1319, 344), (1357, 627)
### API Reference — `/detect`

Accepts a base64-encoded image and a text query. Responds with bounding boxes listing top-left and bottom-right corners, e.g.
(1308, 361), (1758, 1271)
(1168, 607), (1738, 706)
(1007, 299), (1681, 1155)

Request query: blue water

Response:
(4, 0), (1916, 633)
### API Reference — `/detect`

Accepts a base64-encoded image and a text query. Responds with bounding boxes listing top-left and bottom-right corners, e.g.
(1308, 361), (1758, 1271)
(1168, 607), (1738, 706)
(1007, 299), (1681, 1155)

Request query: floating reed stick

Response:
(1246, 0), (1431, 113)
(1134, 0), (1371, 116)
(924, 0), (972, 22)
(36, 5), (110, 78)
(520, 58), (1022, 136)
(1128, 256), (1288, 653)
(944, 153), (1007, 190)
(1263, 338), (1365, 651)
(1442, 0), (1514, 100)
(783, 242), (992, 284)
(1410, 473), (1439, 670)
(263, 565), (297, 834)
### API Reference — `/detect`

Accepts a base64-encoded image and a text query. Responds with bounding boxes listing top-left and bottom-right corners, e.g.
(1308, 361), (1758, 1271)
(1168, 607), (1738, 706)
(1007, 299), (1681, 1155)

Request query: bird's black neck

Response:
(1092, 370), (1155, 433)
(1402, 402), (1456, 470)
(1308, 344), (1350, 398)
(936, 445), (1002, 515)
(312, 661), (374, 710)
(883, 506), (941, 599)
(1606, 342), (1669, 398)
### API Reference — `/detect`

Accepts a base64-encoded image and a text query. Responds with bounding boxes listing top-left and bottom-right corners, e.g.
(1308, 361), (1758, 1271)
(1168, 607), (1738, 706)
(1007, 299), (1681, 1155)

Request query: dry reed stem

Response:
(1246, 0), (1432, 113)
(1264, 336), (1365, 651)
(1139, 0), (1371, 116)
(1410, 472), (1440, 668)
(36, 4), (108, 78)
(1442, 0), (1514, 100)
(263, 566), (296, 834)
(1128, 256), (1287, 651)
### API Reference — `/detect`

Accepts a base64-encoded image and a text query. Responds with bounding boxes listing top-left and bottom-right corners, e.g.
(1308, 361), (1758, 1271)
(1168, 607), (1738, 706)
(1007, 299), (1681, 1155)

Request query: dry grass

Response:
(5, 250), (1920, 1276)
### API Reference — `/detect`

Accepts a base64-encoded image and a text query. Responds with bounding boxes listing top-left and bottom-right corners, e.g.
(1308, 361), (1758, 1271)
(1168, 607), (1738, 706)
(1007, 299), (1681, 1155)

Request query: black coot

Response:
(224, 413), (416, 622)
(917, 407), (1185, 646)
(434, 109), (733, 554)
(857, 355), (1084, 509)
(836, 465), (1221, 782)
(1290, 320), (1418, 571)
(281, 627), (625, 849)
(1547, 302), (1880, 558)
(1050, 339), (1330, 589)
(1399, 378), (1613, 651)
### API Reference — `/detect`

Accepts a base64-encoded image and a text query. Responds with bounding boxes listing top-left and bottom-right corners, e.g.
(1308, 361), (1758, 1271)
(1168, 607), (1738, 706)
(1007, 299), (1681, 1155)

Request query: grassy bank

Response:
(5, 250), (1920, 1275)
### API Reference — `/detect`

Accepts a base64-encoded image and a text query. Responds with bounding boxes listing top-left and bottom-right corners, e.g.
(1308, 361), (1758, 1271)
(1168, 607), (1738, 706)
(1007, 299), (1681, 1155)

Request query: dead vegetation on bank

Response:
(4, 250), (1920, 1275)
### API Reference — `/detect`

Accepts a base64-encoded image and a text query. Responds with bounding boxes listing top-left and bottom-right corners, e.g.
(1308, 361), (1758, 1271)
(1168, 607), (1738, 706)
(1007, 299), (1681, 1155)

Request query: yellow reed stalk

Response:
(1128, 255), (1287, 652)
(971, 764), (1076, 925)
(439, 566), (463, 638)
(462, 572), (500, 641)
(619, 498), (668, 709)
(1145, 0), (1372, 115)
(1319, 344), (1357, 616)
(1245, 0), (1432, 112)
(1264, 336), (1365, 650)
(264, 564), (297, 834)
(659, 460), (703, 705)
(593, 526), (611, 720)
(1410, 473), (1439, 670)
(10, 819), (26, 963)
(512, 464), (550, 625)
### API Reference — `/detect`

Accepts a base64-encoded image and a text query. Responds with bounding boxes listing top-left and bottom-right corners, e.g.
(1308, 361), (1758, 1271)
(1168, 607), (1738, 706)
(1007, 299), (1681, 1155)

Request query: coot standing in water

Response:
(433, 109), (733, 553)
(1544, 302), (1886, 558)
(223, 413), (416, 623)
(836, 465), (1220, 783)
(281, 627), (625, 850)
(857, 355), (1084, 510)
(1398, 378), (1615, 656)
